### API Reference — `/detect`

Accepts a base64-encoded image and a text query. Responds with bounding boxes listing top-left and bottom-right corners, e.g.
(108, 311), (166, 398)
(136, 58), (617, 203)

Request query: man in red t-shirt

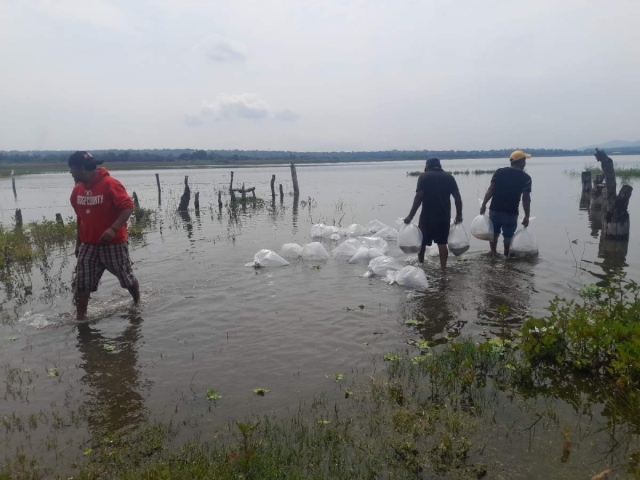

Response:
(69, 151), (140, 320)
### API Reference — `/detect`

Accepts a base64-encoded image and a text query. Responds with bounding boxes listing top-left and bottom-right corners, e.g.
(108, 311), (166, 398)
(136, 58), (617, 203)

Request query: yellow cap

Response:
(510, 150), (532, 162)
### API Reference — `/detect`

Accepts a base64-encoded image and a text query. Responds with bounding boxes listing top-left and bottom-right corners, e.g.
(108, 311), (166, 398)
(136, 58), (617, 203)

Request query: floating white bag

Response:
(346, 224), (369, 237)
(470, 214), (494, 241)
(366, 219), (389, 234)
(386, 266), (429, 289)
(509, 227), (539, 258)
(397, 219), (423, 254)
(311, 223), (326, 238)
(447, 223), (470, 256)
(373, 226), (399, 241)
(348, 246), (385, 264)
(329, 233), (341, 241)
(245, 249), (289, 267)
(279, 243), (303, 259)
(357, 236), (389, 252)
(301, 242), (330, 261)
(332, 240), (359, 259)
(367, 256), (405, 276)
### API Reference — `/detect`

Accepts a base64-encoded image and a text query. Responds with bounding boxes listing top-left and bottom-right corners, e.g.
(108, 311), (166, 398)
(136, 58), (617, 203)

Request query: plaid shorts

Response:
(76, 242), (137, 293)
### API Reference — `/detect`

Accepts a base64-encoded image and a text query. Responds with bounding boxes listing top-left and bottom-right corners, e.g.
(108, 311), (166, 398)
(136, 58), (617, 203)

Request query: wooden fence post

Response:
(15, 209), (22, 229)
(279, 184), (284, 203)
(155, 173), (161, 205)
(194, 191), (200, 213)
(12, 176), (17, 199)
(270, 175), (276, 199)
(229, 171), (236, 202)
(289, 162), (300, 196)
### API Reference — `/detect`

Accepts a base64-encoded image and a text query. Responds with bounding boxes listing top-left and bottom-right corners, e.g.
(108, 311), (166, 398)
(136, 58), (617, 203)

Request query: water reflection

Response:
(76, 314), (146, 435)
(178, 211), (193, 239)
(292, 193), (299, 235)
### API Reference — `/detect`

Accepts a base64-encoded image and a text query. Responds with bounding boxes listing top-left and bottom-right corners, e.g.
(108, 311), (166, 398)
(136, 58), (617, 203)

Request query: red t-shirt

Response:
(70, 168), (134, 245)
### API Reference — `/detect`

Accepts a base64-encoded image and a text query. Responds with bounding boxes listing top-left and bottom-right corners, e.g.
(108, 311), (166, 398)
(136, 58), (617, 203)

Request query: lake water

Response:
(0, 155), (639, 473)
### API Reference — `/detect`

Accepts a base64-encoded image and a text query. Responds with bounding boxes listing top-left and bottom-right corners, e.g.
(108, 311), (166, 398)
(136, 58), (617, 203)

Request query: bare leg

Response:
(127, 280), (140, 304)
(417, 245), (426, 264)
(489, 240), (498, 256)
(76, 292), (90, 321)
(438, 244), (449, 270)
(503, 241), (511, 257)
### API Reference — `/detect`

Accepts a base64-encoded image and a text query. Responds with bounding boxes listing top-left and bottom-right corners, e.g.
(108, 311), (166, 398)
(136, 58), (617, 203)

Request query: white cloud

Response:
(194, 35), (247, 63)
(29, 0), (129, 30)
(186, 94), (299, 125)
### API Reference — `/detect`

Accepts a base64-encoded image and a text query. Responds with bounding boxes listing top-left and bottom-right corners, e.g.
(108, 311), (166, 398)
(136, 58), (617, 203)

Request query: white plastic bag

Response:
(245, 249), (290, 267)
(301, 242), (330, 261)
(447, 223), (470, 256)
(373, 226), (399, 241)
(366, 219), (389, 234)
(332, 240), (359, 259)
(357, 236), (389, 252)
(311, 223), (326, 238)
(279, 243), (303, 259)
(386, 266), (429, 289)
(329, 233), (341, 241)
(348, 246), (385, 264)
(509, 227), (539, 258)
(346, 224), (369, 237)
(367, 256), (405, 276)
(427, 243), (440, 257)
(397, 219), (423, 254)
(470, 214), (494, 241)
(321, 225), (341, 238)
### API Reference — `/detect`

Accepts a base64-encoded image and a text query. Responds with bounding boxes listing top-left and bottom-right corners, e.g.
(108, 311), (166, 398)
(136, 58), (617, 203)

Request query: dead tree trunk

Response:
(289, 162), (300, 196)
(581, 171), (592, 193)
(132, 192), (140, 209)
(55, 213), (64, 225)
(279, 184), (284, 202)
(218, 191), (223, 210)
(595, 149), (633, 240)
(194, 191), (200, 213)
(155, 173), (161, 205)
(177, 176), (191, 212)
(270, 175), (276, 199)
(12, 176), (17, 199)
(15, 209), (22, 229)
(229, 171), (236, 202)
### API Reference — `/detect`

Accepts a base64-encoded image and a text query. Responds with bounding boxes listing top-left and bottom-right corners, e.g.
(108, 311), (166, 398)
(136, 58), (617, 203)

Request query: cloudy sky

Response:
(1, 0), (639, 151)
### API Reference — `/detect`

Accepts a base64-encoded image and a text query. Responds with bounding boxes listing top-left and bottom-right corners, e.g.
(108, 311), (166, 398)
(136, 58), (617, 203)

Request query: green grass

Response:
(565, 164), (640, 181)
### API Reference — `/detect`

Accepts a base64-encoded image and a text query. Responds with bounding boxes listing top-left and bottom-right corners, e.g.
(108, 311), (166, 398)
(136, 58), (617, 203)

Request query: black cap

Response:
(68, 151), (103, 169)
(425, 157), (441, 169)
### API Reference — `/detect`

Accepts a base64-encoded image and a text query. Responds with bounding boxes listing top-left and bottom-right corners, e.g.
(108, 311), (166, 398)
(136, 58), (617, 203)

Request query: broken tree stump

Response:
(581, 171), (592, 193)
(290, 162), (299, 196)
(132, 192), (140, 209)
(229, 171), (236, 202)
(12, 176), (17, 199)
(177, 176), (191, 212)
(194, 191), (200, 213)
(270, 175), (276, 199)
(55, 213), (64, 225)
(595, 149), (633, 240)
(155, 173), (161, 205)
(279, 184), (284, 202)
(218, 191), (223, 210)
(15, 209), (22, 229)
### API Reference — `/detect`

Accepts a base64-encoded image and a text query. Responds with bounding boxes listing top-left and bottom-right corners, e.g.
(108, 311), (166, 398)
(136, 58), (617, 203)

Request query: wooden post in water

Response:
(177, 176), (191, 212)
(241, 183), (246, 203)
(270, 175), (276, 199)
(218, 191), (223, 210)
(155, 173), (161, 205)
(289, 162), (300, 196)
(15, 209), (22, 229)
(194, 191), (200, 213)
(581, 171), (592, 193)
(229, 171), (236, 202)
(595, 149), (633, 240)
(55, 213), (64, 226)
(279, 184), (284, 203)
(132, 192), (140, 209)
(252, 190), (256, 200)
(12, 176), (17, 199)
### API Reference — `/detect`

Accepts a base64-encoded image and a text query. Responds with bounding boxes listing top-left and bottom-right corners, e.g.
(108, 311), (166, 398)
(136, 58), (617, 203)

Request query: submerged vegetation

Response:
(407, 169), (495, 177)
(2, 273), (640, 478)
(565, 164), (640, 181)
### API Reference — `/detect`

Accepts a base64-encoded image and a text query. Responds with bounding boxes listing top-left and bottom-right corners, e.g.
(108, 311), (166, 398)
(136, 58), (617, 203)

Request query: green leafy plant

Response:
(206, 389), (222, 401)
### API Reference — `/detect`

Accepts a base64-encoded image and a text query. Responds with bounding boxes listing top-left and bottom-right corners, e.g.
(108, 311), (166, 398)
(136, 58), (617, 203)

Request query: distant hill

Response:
(580, 140), (640, 151)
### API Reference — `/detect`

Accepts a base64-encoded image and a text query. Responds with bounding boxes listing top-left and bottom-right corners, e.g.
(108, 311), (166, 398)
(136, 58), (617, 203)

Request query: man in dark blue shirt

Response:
(479, 150), (532, 256)
(405, 157), (463, 269)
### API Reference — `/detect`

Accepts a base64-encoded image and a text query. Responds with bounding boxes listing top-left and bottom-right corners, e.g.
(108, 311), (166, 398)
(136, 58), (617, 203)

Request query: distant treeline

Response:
(2, 147), (639, 165)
